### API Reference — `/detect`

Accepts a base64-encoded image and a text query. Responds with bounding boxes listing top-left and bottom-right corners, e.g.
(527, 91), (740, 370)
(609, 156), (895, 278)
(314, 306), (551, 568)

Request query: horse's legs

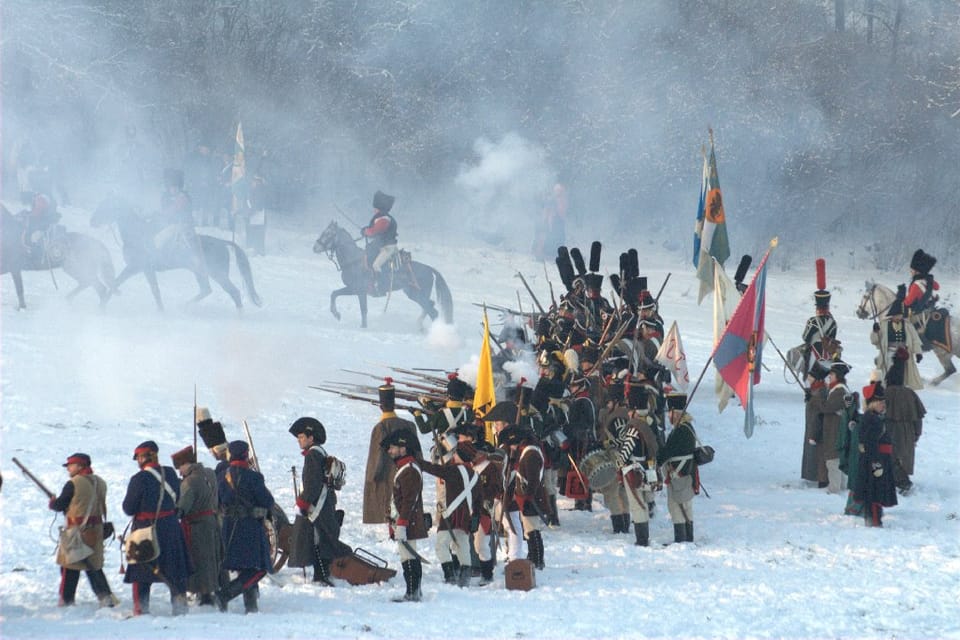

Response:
(113, 265), (138, 292)
(144, 270), (164, 312)
(931, 349), (957, 385)
(358, 292), (368, 329)
(330, 287), (349, 321)
(210, 271), (242, 309)
(187, 271), (214, 305)
(10, 271), (26, 309)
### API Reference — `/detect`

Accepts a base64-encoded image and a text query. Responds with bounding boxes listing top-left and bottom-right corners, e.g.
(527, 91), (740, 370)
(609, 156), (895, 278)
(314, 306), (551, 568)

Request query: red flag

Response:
(711, 238), (778, 437)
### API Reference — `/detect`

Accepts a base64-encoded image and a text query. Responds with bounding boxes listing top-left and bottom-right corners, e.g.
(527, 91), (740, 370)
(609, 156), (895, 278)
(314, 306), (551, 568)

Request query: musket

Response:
(383, 365), (449, 385)
(595, 317), (631, 366)
(291, 465), (306, 579)
(242, 419), (260, 473)
(12, 457), (55, 498)
(310, 386), (420, 413)
(515, 271), (546, 314)
(654, 272), (672, 302)
(471, 302), (537, 318)
(544, 262), (558, 309)
(333, 203), (363, 230)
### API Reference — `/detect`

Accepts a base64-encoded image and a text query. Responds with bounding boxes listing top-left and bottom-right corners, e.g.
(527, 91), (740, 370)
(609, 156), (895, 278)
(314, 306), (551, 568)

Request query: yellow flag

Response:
(474, 308), (497, 444)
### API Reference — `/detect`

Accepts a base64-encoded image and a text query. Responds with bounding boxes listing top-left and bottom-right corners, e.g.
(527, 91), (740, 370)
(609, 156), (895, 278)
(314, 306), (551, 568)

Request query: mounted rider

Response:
(19, 167), (62, 262)
(155, 168), (210, 291)
(362, 190), (398, 293)
(903, 249), (939, 317)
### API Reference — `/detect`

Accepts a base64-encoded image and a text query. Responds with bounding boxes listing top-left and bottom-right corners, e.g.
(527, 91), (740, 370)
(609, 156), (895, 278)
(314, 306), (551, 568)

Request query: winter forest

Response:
(3, 0), (960, 266)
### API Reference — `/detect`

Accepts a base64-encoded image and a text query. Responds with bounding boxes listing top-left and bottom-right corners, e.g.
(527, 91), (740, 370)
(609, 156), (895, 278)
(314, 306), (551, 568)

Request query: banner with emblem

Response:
(655, 321), (690, 392)
(694, 129), (731, 304)
(712, 258), (739, 412)
(712, 238), (777, 437)
(473, 307), (497, 444)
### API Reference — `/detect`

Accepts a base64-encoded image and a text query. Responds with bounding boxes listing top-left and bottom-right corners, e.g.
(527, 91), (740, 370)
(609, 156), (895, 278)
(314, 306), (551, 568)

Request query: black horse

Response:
(1, 205), (116, 309)
(91, 200), (262, 311)
(313, 220), (453, 329)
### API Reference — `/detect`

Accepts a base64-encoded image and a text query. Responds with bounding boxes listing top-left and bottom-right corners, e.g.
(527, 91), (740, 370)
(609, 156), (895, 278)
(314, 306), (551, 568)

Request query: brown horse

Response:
(313, 220), (453, 329)
(1, 205), (116, 309)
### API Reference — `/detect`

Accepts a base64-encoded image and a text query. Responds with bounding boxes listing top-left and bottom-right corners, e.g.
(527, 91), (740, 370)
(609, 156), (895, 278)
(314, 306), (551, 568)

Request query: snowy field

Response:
(1, 204), (958, 639)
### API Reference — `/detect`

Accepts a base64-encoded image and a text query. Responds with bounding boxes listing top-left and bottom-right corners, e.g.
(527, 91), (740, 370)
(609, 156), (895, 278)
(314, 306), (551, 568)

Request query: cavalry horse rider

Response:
(361, 190), (398, 294)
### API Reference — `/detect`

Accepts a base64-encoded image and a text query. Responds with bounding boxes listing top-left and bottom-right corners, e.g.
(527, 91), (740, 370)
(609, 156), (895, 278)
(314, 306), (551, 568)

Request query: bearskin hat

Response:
(910, 249), (936, 275)
(373, 190), (395, 213)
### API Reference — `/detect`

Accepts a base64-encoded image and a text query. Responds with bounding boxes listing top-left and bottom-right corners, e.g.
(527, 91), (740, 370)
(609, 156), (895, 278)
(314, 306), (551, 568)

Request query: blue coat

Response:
(219, 462), (274, 571)
(122, 464), (192, 591)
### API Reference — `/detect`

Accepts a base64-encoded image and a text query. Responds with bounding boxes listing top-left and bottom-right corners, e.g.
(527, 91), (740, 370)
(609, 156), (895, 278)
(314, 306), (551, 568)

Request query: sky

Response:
(1, 200), (958, 639)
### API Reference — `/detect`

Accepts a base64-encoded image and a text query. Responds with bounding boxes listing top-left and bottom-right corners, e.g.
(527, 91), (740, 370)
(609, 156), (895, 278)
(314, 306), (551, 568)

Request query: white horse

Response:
(855, 281), (958, 385)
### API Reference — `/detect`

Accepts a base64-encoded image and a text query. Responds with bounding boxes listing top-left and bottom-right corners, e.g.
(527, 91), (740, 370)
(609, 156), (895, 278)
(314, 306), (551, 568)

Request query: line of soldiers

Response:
(47, 410), (342, 615)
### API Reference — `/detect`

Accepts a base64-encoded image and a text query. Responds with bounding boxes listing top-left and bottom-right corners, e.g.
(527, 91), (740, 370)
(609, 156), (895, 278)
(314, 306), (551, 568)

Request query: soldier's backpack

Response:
(326, 455), (346, 490)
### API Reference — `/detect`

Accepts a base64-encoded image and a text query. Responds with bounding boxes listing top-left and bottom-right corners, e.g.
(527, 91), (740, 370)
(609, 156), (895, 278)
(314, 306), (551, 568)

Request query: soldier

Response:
(801, 259), (840, 368)
(361, 190), (398, 293)
(216, 441), (275, 613)
(289, 417), (341, 586)
(870, 292), (923, 390)
(854, 383), (898, 527)
(903, 249), (939, 320)
(802, 360), (831, 488)
(883, 351), (926, 495)
(154, 168), (210, 293)
(413, 373), (474, 442)
(197, 407), (230, 476)
(454, 435), (501, 586)
(49, 453), (118, 607)
(614, 386), (660, 547)
(382, 429), (428, 602)
(363, 378), (419, 524)
(171, 445), (221, 607)
(596, 380), (630, 527)
(809, 361), (854, 494)
(419, 439), (478, 587)
(122, 441), (191, 616)
(501, 425), (548, 570)
(657, 394), (698, 544)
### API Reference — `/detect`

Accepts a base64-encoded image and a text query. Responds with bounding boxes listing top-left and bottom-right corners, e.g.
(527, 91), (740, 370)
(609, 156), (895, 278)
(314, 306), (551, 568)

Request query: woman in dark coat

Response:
(854, 383), (898, 527)
(122, 440), (192, 616)
(216, 441), (275, 613)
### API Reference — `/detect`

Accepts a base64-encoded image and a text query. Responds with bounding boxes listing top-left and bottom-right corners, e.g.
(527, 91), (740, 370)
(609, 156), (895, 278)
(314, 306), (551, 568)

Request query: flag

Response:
(231, 121), (246, 213)
(695, 132), (731, 304)
(656, 321), (690, 392)
(711, 238), (777, 437)
(712, 258), (739, 412)
(693, 148), (708, 268)
(473, 307), (497, 444)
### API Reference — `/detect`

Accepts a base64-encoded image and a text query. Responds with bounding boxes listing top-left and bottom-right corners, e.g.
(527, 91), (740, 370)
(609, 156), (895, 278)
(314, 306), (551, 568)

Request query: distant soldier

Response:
(361, 190), (398, 293)
(808, 361), (854, 494)
(657, 394), (698, 544)
(414, 373), (474, 442)
(216, 441), (274, 613)
(122, 441), (191, 616)
(289, 417), (342, 586)
(196, 407), (230, 476)
(171, 446), (221, 607)
(154, 168), (210, 293)
(382, 429), (428, 602)
(501, 425), (548, 570)
(870, 292), (923, 390)
(420, 440), (477, 587)
(903, 249), (939, 319)
(363, 379), (419, 524)
(614, 386), (660, 547)
(49, 453), (118, 608)
(883, 352), (926, 496)
(854, 383), (898, 527)
(801, 259), (840, 368)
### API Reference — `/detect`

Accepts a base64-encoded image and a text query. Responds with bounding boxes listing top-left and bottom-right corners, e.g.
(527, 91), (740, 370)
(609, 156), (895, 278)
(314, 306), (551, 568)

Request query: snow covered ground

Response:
(1, 204), (958, 639)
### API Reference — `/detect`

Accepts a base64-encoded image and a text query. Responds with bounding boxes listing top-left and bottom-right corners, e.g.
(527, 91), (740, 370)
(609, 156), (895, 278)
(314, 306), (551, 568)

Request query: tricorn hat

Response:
(482, 400), (521, 423)
(372, 190), (395, 214)
(829, 360), (851, 378)
(380, 428), (416, 450)
(171, 446), (196, 468)
(289, 416), (326, 444)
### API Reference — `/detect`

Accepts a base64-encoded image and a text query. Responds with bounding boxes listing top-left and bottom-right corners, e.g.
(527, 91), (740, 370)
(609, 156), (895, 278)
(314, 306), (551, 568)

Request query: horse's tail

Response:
(226, 241), (263, 307)
(429, 267), (453, 324)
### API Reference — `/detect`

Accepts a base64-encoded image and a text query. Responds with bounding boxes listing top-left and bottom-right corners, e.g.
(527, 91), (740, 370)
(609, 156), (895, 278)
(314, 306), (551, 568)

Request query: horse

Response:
(1, 205), (116, 309)
(90, 200), (262, 311)
(313, 220), (453, 329)
(855, 280), (958, 385)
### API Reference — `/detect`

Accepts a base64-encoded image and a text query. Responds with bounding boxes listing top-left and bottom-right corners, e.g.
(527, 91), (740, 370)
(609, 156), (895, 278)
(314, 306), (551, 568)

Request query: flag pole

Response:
(684, 354), (715, 410)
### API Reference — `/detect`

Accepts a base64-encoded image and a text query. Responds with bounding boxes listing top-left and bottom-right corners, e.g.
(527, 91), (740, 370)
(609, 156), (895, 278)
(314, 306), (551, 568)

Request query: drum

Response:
(578, 448), (618, 492)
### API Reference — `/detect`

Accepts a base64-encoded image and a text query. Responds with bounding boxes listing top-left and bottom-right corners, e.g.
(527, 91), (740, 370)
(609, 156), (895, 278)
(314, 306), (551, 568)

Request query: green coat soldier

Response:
(657, 393), (698, 544)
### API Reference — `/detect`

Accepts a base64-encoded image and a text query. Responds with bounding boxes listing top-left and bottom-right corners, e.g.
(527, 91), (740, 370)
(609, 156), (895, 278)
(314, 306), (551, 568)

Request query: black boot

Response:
(478, 560), (495, 586)
(133, 583), (151, 616)
(685, 521), (694, 543)
(87, 569), (117, 607)
(198, 593), (216, 607)
(411, 558), (423, 601)
(648, 500), (656, 518)
(457, 565), (472, 588)
(441, 561), (457, 584)
(620, 513), (631, 534)
(242, 586), (259, 614)
(59, 569), (80, 606)
(395, 560), (422, 602)
(548, 495), (560, 527)
(634, 522), (649, 547)
(312, 557), (334, 586)
(216, 578), (244, 612)
(527, 530), (545, 570)
(674, 523), (686, 544)
(610, 514), (622, 534)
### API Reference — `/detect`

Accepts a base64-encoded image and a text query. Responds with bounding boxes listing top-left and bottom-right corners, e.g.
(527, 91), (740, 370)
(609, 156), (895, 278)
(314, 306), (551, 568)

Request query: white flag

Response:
(656, 321), (690, 391)
(713, 258), (738, 411)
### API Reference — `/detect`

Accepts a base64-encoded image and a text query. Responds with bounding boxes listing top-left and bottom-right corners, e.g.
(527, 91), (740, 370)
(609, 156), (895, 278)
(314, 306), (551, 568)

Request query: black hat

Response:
(63, 453), (91, 467)
(448, 422), (479, 440)
(197, 419), (227, 450)
(638, 290), (657, 311)
(378, 378), (396, 411)
(171, 446), (196, 468)
(380, 428), (415, 450)
(583, 273), (603, 292)
(504, 383), (532, 408)
(446, 374), (470, 401)
(887, 297), (904, 317)
(497, 425), (534, 447)
(626, 384), (649, 410)
(132, 440), (159, 459)
(910, 249), (936, 275)
(606, 380), (625, 403)
(289, 416), (326, 444)
(809, 359), (832, 381)
(829, 361), (851, 378)
(483, 400), (521, 423)
(227, 440), (249, 461)
(580, 343), (600, 364)
(814, 290), (831, 309)
(863, 382), (885, 403)
(666, 393), (687, 412)
(373, 190), (395, 214)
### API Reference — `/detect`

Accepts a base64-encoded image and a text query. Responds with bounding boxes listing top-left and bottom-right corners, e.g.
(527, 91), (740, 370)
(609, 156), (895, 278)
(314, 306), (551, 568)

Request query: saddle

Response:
(366, 249), (413, 294)
(25, 224), (67, 267)
(915, 308), (952, 352)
